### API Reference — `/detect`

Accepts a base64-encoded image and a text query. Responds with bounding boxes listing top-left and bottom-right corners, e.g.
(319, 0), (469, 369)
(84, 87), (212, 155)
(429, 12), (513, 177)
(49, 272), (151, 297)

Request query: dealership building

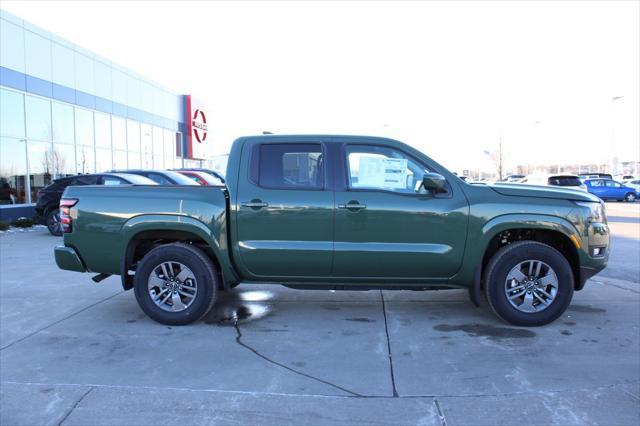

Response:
(0, 9), (212, 221)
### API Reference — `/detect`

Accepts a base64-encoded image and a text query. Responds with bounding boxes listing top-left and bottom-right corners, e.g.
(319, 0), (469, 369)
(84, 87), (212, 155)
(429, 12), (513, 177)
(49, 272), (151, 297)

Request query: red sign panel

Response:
(185, 95), (209, 159)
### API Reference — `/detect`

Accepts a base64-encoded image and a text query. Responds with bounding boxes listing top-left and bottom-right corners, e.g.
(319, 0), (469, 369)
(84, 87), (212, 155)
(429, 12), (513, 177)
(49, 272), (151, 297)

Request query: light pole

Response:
(611, 96), (624, 176)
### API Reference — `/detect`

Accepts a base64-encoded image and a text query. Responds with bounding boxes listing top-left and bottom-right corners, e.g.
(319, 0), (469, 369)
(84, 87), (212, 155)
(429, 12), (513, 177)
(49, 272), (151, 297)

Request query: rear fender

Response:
(121, 214), (237, 289)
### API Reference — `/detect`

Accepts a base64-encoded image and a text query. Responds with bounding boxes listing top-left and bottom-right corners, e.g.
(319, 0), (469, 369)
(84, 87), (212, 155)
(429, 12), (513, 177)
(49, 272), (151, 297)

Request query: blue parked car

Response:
(584, 178), (638, 202)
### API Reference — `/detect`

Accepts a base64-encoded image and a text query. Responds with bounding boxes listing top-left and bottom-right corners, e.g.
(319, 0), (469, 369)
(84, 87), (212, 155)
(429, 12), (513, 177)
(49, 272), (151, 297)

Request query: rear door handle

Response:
(241, 201), (269, 209)
(338, 203), (367, 211)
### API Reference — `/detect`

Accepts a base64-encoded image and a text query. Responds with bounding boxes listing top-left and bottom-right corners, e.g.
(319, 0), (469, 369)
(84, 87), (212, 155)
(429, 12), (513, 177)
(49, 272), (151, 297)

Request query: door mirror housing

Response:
(421, 173), (447, 192)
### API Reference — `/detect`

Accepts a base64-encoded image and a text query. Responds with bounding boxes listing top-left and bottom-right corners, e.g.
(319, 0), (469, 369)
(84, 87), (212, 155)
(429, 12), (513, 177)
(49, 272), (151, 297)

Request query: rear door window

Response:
(71, 176), (100, 185)
(102, 176), (126, 185)
(257, 144), (324, 189)
(548, 176), (582, 186)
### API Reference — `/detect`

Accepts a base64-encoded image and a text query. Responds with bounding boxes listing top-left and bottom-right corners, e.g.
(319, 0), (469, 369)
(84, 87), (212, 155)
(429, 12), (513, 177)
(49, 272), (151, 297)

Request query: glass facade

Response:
(0, 10), (187, 206)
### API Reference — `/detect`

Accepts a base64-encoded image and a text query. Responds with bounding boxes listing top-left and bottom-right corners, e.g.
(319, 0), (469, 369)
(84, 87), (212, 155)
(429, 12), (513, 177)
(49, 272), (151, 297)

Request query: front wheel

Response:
(484, 241), (574, 326)
(625, 192), (637, 202)
(46, 208), (63, 236)
(134, 243), (217, 325)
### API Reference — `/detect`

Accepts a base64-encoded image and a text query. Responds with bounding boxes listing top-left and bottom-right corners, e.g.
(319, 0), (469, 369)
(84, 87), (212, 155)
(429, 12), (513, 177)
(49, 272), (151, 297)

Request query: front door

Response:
(332, 143), (468, 280)
(235, 141), (334, 279)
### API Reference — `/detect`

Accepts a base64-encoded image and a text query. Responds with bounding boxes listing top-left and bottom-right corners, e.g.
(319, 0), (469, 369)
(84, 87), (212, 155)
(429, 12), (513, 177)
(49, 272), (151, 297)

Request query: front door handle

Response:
(241, 200), (269, 209)
(338, 202), (367, 211)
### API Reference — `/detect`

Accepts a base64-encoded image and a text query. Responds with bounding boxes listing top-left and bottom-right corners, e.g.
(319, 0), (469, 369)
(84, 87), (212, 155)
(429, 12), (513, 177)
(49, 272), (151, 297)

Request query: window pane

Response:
(0, 89), (25, 138)
(94, 61), (112, 100)
(152, 126), (163, 157)
(128, 151), (140, 168)
(74, 52), (94, 94)
(141, 153), (152, 170)
(140, 124), (152, 168)
(76, 144), (95, 174)
(113, 150), (127, 169)
(26, 96), (51, 140)
(346, 146), (429, 194)
(25, 31), (52, 81)
(52, 42), (75, 87)
(95, 147), (112, 172)
(1, 20), (25, 73)
(112, 116), (126, 150)
(164, 129), (177, 159)
(103, 176), (125, 185)
(153, 155), (164, 169)
(94, 112), (111, 148)
(0, 137), (27, 204)
(52, 102), (74, 143)
(259, 144), (323, 189)
(27, 140), (54, 200)
(127, 120), (140, 152)
(53, 143), (76, 176)
(75, 108), (94, 146)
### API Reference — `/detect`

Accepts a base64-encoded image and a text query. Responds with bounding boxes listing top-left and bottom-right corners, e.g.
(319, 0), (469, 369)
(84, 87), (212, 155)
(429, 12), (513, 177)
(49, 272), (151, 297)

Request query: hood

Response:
(489, 183), (601, 202)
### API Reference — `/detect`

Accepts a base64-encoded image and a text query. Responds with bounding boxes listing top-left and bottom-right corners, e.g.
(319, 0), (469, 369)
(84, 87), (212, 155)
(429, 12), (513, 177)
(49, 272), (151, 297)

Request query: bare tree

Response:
(496, 133), (504, 181)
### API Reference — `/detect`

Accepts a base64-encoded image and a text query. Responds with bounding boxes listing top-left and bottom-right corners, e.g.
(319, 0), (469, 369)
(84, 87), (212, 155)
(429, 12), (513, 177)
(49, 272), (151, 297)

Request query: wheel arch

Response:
(477, 215), (582, 291)
(120, 215), (236, 291)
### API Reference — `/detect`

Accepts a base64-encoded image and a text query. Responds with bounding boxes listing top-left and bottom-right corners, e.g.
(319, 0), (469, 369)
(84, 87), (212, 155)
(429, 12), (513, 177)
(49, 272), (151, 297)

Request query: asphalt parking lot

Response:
(1, 202), (638, 426)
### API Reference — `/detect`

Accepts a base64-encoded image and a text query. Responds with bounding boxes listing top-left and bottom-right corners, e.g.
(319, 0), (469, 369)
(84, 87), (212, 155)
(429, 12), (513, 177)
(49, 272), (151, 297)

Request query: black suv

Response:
(36, 173), (156, 236)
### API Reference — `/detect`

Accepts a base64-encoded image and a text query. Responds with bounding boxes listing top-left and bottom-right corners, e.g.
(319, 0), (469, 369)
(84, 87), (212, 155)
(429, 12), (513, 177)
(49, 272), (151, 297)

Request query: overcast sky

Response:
(3, 0), (638, 173)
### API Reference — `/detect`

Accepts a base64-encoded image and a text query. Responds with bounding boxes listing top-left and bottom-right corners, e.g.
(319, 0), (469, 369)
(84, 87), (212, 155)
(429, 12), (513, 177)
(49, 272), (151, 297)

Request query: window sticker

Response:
(355, 156), (408, 189)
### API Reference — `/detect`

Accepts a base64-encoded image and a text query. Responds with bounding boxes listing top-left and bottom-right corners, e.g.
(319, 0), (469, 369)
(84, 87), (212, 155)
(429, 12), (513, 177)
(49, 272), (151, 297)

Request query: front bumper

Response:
(54, 245), (86, 272)
(575, 221), (609, 290)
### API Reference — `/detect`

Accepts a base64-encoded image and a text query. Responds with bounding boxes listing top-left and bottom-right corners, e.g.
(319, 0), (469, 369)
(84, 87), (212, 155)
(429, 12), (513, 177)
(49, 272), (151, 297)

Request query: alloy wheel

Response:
(48, 210), (62, 235)
(504, 259), (558, 313)
(147, 261), (198, 312)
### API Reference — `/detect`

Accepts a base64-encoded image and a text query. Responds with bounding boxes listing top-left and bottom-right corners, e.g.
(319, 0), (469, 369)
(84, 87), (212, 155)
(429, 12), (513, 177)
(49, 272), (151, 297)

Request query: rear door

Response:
(587, 179), (606, 198)
(234, 140), (334, 279)
(604, 180), (625, 199)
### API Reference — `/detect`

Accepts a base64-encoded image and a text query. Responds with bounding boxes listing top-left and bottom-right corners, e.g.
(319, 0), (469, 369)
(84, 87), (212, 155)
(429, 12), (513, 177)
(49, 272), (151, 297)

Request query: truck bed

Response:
(61, 185), (229, 276)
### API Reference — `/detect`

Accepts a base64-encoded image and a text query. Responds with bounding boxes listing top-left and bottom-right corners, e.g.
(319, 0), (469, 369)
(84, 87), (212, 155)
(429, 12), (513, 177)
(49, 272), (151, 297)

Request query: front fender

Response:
(452, 213), (581, 287)
(480, 213), (580, 245)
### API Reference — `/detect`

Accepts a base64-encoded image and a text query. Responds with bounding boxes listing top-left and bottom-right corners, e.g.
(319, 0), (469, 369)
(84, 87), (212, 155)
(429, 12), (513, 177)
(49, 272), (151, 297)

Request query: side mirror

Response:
(421, 173), (447, 192)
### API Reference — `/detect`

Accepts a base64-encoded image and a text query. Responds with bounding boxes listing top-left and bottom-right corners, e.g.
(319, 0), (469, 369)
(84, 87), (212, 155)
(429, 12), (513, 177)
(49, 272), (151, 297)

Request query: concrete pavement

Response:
(1, 203), (638, 425)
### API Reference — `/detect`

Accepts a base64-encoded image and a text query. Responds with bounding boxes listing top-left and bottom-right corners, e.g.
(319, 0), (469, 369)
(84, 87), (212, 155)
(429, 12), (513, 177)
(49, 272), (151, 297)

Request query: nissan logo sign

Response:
(192, 109), (208, 143)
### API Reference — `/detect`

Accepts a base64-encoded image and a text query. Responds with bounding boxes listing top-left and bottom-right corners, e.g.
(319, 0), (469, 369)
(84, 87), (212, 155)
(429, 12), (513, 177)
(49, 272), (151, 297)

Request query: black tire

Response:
(625, 192), (636, 202)
(484, 241), (574, 327)
(46, 208), (63, 236)
(134, 243), (217, 325)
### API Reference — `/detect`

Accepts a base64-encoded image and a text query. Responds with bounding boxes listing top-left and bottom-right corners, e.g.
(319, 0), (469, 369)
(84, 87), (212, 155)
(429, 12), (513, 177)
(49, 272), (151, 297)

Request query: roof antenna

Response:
(262, 131), (273, 135)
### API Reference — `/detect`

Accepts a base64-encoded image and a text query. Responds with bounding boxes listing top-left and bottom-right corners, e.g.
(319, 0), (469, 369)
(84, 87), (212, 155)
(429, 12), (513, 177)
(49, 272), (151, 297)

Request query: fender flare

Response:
(119, 214), (235, 290)
(462, 213), (582, 298)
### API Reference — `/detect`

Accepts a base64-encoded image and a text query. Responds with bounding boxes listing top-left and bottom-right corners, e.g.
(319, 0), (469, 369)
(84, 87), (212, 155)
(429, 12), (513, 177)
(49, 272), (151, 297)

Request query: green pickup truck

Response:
(55, 135), (609, 326)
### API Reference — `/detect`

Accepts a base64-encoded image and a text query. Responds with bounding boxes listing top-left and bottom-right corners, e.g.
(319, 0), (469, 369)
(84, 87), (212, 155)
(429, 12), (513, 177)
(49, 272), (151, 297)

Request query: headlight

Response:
(575, 201), (606, 223)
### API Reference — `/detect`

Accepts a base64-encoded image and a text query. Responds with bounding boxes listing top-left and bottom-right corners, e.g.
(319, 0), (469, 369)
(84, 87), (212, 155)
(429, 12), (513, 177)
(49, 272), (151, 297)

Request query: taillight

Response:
(60, 198), (78, 233)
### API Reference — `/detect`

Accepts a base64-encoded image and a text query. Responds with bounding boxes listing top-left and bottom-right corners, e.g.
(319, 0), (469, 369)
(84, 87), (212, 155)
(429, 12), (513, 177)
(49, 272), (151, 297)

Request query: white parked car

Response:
(519, 174), (587, 191)
(625, 179), (640, 193)
(616, 175), (635, 183)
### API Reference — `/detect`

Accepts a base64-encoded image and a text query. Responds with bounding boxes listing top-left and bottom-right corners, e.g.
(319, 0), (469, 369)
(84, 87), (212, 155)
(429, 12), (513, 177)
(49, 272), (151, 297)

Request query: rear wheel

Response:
(625, 192), (636, 202)
(484, 241), (574, 326)
(134, 243), (217, 325)
(46, 208), (63, 236)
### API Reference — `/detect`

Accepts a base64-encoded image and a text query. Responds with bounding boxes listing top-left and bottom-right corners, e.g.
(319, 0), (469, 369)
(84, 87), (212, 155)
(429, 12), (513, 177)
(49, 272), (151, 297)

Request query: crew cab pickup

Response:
(55, 135), (609, 326)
